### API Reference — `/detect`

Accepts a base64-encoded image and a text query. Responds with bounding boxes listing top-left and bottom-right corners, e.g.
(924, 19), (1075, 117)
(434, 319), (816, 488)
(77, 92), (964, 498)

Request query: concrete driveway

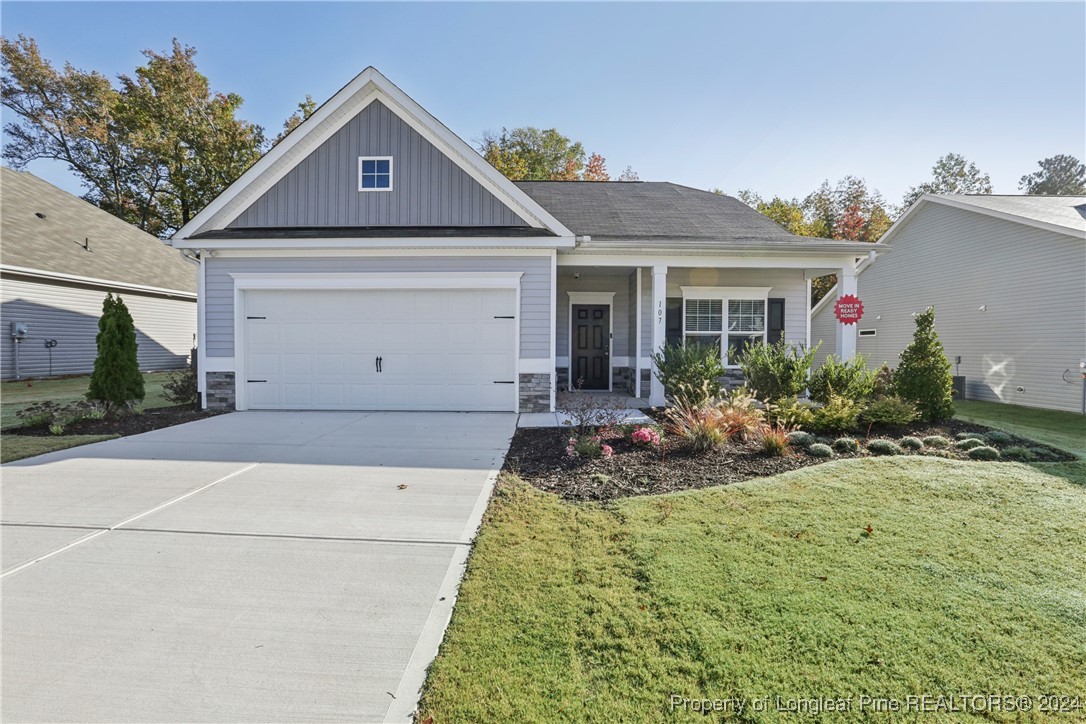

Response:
(2, 411), (515, 723)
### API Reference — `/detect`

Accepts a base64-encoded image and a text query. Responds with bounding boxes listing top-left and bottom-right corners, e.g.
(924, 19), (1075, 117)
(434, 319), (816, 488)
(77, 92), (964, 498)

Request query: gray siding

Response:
(812, 202), (1086, 413)
(1, 275), (195, 379)
(228, 101), (528, 228)
(556, 273), (635, 360)
(811, 298), (837, 368)
(204, 256), (552, 359)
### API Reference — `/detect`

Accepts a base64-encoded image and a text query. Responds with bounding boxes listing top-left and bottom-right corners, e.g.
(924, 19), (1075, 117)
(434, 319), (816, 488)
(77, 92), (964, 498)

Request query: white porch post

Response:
(835, 265), (858, 360)
(650, 265), (667, 406)
(634, 268), (643, 398)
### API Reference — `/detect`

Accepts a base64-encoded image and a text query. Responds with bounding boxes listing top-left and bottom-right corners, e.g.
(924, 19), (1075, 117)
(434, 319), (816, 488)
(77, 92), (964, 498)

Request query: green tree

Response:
(478, 127), (623, 181)
(273, 94), (317, 146)
(902, 152), (992, 209)
(2, 35), (266, 236)
(87, 293), (145, 408)
(1019, 154), (1086, 195)
(894, 307), (954, 421)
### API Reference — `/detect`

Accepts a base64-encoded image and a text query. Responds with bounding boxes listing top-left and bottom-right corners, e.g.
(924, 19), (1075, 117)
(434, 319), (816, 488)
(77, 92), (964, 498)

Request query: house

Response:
(1, 168), (197, 380)
(812, 194), (1086, 413)
(169, 67), (882, 413)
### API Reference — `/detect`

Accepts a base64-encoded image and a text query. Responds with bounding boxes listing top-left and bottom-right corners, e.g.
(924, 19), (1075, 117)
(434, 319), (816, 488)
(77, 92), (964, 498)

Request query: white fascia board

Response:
(211, 247), (558, 259)
(557, 252), (868, 269)
(573, 240), (888, 255)
(173, 236), (574, 251)
(0, 264), (196, 299)
(229, 271), (523, 291)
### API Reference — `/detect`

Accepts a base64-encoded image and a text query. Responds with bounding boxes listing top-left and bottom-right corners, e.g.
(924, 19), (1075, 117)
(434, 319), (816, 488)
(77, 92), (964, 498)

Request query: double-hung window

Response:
(358, 157), (393, 191)
(682, 289), (769, 366)
(726, 299), (766, 364)
(683, 299), (723, 352)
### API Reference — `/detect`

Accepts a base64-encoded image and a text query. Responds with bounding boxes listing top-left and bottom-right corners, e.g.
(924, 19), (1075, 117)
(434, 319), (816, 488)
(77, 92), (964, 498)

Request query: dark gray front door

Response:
(571, 304), (610, 390)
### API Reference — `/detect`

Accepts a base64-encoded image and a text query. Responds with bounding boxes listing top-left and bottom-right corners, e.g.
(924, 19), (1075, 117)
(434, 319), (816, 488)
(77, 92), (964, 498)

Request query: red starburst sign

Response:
(834, 294), (864, 325)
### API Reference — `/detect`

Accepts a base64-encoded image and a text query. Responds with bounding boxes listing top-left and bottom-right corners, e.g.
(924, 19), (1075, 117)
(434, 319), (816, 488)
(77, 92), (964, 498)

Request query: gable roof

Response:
(172, 67), (573, 243)
(1, 168), (195, 294)
(884, 194), (1086, 245)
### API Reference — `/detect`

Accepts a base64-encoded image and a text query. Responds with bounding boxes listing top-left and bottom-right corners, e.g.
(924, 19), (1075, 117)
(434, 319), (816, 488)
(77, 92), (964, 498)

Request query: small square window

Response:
(358, 157), (393, 191)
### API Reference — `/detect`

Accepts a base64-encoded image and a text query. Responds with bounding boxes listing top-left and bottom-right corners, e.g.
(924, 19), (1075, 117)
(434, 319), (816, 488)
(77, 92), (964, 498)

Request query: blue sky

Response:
(3, 2), (1083, 208)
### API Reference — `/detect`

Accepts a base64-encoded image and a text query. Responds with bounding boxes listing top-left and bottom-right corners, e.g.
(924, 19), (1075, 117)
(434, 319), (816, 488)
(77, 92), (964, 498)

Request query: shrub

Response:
(833, 437), (860, 453)
(955, 438), (986, 451)
(808, 354), (876, 404)
(1028, 446), (1061, 462)
(630, 425), (662, 447)
(900, 436), (924, 451)
(566, 435), (605, 459)
(867, 439), (902, 456)
(717, 388), (765, 441)
(967, 446), (1001, 461)
(759, 425), (790, 457)
(872, 364), (895, 397)
(1001, 446), (1036, 462)
(739, 339), (818, 403)
(650, 342), (725, 406)
(894, 307), (954, 421)
(768, 396), (815, 428)
(563, 384), (627, 438)
(15, 401), (60, 429)
(859, 396), (918, 426)
(164, 367), (199, 406)
(809, 394), (862, 433)
(786, 430), (816, 448)
(665, 403), (731, 453)
(808, 443), (834, 458)
(49, 423), (65, 436)
(922, 435), (951, 448)
(955, 431), (977, 440)
(984, 430), (1014, 445)
(87, 293), (145, 408)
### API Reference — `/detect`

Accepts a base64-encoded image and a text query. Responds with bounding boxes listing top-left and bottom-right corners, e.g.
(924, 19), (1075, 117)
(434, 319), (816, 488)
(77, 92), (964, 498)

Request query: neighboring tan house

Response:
(169, 67), (882, 412)
(812, 194), (1086, 413)
(1, 168), (197, 379)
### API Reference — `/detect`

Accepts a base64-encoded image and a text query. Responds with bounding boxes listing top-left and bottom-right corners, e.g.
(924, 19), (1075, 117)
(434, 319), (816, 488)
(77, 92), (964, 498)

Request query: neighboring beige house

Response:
(812, 194), (1086, 413)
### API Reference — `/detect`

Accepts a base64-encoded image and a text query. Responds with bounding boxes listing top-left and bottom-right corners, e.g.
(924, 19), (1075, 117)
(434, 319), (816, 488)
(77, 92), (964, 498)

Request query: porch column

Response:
(650, 265), (667, 406)
(835, 265), (858, 360)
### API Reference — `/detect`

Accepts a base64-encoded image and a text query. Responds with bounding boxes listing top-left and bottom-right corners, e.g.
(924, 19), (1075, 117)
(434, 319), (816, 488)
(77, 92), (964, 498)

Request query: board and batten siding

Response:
(1, 275), (195, 379)
(204, 256), (552, 359)
(227, 101), (528, 229)
(812, 202), (1086, 413)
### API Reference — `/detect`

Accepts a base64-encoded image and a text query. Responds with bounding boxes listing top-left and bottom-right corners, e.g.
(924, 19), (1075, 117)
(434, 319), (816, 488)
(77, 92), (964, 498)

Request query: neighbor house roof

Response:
(0, 168), (195, 294)
(903, 194), (1086, 239)
(515, 181), (876, 251)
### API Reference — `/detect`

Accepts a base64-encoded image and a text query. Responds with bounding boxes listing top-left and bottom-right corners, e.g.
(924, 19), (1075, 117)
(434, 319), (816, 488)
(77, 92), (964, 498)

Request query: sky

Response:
(2, 1), (1084, 209)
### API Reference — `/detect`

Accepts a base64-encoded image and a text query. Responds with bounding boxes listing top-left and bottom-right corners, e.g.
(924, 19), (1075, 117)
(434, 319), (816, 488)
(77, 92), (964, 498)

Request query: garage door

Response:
(242, 289), (517, 411)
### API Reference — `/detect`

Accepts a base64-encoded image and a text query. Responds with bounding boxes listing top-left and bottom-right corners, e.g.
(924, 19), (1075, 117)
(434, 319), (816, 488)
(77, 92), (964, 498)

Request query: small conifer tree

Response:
(895, 306), (954, 421)
(87, 293), (145, 408)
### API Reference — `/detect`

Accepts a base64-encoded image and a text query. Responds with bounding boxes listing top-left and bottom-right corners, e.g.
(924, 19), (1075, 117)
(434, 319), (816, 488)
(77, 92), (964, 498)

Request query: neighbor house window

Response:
(358, 157), (393, 191)
(682, 296), (767, 366)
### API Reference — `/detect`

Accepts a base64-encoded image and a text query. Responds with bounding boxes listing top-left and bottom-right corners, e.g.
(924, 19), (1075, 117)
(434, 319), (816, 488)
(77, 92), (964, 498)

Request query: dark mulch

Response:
(505, 416), (1075, 502)
(8, 405), (228, 438)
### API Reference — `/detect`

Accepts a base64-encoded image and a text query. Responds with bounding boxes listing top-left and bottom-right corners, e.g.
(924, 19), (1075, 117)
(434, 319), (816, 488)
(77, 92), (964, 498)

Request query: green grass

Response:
(420, 460), (1086, 722)
(1, 371), (174, 430)
(1, 434), (118, 463)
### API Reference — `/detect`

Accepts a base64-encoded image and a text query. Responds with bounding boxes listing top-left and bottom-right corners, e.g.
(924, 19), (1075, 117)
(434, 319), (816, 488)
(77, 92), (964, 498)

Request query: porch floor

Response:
(518, 391), (653, 429)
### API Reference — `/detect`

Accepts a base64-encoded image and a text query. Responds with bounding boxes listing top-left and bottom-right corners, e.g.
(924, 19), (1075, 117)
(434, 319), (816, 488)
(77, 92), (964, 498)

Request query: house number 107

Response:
(657, 301), (664, 324)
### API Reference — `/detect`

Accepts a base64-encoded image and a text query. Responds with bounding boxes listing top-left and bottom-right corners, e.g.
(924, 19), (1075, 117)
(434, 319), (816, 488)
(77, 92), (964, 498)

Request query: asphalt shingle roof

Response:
(932, 194), (1086, 234)
(1, 168), (195, 293)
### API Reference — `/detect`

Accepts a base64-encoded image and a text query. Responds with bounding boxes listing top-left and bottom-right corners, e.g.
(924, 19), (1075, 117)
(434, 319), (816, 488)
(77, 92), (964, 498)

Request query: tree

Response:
(273, 94), (317, 146)
(478, 127), (626, 181)
(1019, 154), (1086, 195)
(2, 35), (265, 237)
(617, 165), (640, 182)
(902, 152), (992, 209)
(894, 307), (954, 421)
(87, 293), (144, 408)
(583, 153), (609, 181)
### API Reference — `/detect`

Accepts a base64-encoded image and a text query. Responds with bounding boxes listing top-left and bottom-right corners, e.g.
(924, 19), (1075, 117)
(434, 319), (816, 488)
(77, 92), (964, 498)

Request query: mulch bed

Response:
(505, 415), (1074, 502)
(7, 405), (228, 438)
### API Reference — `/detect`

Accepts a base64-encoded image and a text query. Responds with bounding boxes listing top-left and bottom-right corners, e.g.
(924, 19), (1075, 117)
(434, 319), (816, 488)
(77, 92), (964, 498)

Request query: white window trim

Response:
(680, 286), (771, 368)
(357, 155), (394, 192)
(566, 291), (615, 392)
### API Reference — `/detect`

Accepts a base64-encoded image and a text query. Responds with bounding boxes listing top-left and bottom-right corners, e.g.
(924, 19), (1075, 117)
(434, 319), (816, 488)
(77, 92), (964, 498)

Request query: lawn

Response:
(419, 460), (1086, 722)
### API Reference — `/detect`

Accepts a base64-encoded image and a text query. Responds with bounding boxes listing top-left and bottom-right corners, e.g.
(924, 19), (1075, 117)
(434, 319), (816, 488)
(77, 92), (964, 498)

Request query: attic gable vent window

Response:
(358, 157), (393, 191)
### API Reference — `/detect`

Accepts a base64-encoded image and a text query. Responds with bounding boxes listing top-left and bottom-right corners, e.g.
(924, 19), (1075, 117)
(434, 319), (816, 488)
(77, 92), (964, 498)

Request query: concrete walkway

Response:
(2, 411), (515, 723)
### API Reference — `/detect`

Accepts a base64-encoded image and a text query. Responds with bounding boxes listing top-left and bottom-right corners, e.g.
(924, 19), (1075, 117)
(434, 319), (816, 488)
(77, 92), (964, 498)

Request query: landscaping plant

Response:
(786, 430), (815, 448)
(768, 396), (815, 428)
(717, 388), (765, 441)
(650, 342), (725, 406)
(859, 396), (918, 426)
(164, 366), (199, 406)
(832, 437), (860, 453)
(562, 383), (626, 438)
(738, 339), (818, 403)
(900, 436), (924, 451)
(955, 438), (986, 451)
(87, 293), (145, 409)
(984, 430), (1014, 445)
(809, 393), (862, 433)
(758, 424), (790, 457)
(664, 403), (731, 453)
(808, 354), (876, 404)
(629, 425), (662, 448)
(922, 435), (951, 448)
(894, 307), (954, 421)
(867, 439), (902, 456)
(1001, 446), (1036, 462)
(807, 443), (834, 458)
(872, 363), (896, 396)
(967, 446), (1001, 461)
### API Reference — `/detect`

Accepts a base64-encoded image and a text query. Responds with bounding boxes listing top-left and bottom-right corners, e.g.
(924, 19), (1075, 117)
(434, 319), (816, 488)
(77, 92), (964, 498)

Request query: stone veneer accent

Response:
(518, 373), (551, 412)
(205, 371), (236, 410)
(555, 367), (570, 391)
(613, 367), (635, 394)
(641, 369), (652, 399)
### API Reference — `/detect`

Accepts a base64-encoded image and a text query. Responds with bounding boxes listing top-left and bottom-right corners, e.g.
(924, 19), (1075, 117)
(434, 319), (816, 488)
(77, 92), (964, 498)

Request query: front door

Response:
(571, 304), (610, 390)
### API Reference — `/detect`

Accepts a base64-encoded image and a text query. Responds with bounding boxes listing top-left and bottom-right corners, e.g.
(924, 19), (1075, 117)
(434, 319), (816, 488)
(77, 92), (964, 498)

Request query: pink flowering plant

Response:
(630, 425), (662, 448)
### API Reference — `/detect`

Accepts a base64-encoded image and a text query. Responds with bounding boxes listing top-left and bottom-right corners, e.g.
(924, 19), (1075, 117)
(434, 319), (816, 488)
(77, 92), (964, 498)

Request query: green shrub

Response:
(1028, 446), (1061, 462)
(759, 425), (790, 457)
(650, 343), (725, 406)
(955, 438), (986, 450)
(894, 307), (954, 421)
(900, 436), (924, 451)
(922, 435), (951, 449)
(872, 363), (895, 396)
(739, 339), (818, 403)
(769, 396), (815, 428)
(786, 430), (816, 448)
(48, 423), (65, 436)
(832, 437), (860, 453)
(967, 446), (1001, 461)
(572, 436), (604, 459)
(1001, 446), (1036, 462)
(809, 394), (862, 433)
(955, 431), (978, 440)
(87, 293), (145, 408)
(867, 439), (902, 456)
(859, 396), (918, 426)
(807, 443), (834, 458)
(984, 431), (1014, 446)
(808, 354), (876, 404)
(164, 367), (199, 406)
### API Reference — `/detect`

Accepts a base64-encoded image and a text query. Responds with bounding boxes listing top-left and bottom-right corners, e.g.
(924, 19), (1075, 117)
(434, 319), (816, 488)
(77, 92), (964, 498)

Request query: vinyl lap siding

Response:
(811, 299), (837, 368)
(228, 101), (528, 228)
(1, 275), (195, 379)
(204, 256), (552, 359)
(556, 273), (633, 360)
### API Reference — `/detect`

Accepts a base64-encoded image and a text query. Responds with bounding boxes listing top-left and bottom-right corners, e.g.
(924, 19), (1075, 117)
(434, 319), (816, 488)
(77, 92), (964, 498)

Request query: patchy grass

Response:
(1, 434), (118, 463)
(1, 371), (175, 430)
(420, 460), (1086, 722)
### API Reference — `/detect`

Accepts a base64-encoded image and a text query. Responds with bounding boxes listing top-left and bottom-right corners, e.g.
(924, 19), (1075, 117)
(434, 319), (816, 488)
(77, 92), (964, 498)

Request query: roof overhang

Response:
(172, 236), (571, 251)
(1, 264), (197, 298)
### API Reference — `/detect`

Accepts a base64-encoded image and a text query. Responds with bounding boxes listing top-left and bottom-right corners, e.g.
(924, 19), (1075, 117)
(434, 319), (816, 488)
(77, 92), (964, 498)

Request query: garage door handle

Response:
(248, 379), (267, 383)
(493, 315), (515, 319)
(493, 380), (514, 384)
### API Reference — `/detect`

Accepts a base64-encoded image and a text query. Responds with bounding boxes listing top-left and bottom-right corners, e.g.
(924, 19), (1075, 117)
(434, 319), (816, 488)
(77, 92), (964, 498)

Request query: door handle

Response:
(378, 356), (383, 373)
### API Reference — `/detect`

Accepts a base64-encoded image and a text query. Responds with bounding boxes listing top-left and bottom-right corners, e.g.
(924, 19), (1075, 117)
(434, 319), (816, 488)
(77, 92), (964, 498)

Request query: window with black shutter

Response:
(768, 298), (785, 344)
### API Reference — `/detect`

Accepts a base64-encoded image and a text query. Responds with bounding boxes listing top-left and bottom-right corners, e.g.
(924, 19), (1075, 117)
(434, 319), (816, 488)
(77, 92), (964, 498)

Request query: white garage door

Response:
(242, 289), (517, 411)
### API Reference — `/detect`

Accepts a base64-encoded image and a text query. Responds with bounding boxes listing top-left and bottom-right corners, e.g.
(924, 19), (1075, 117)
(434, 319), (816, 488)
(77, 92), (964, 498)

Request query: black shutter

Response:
(768, 298), (785, 344)
(665, 298), (683, 347)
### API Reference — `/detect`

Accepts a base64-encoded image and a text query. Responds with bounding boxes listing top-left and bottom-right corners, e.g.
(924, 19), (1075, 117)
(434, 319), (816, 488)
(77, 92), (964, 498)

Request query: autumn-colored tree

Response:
(478, 127), (631, 182)
(583, 153), (609, 181)
(273, 94), (317, 145)
(1019, 154), (1085, 195)
(902, 152), (992, 208)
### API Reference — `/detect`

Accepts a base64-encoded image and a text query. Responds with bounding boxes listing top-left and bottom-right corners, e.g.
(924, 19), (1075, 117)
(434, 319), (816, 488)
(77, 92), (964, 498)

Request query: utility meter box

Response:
(10, 321), (29, 339)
